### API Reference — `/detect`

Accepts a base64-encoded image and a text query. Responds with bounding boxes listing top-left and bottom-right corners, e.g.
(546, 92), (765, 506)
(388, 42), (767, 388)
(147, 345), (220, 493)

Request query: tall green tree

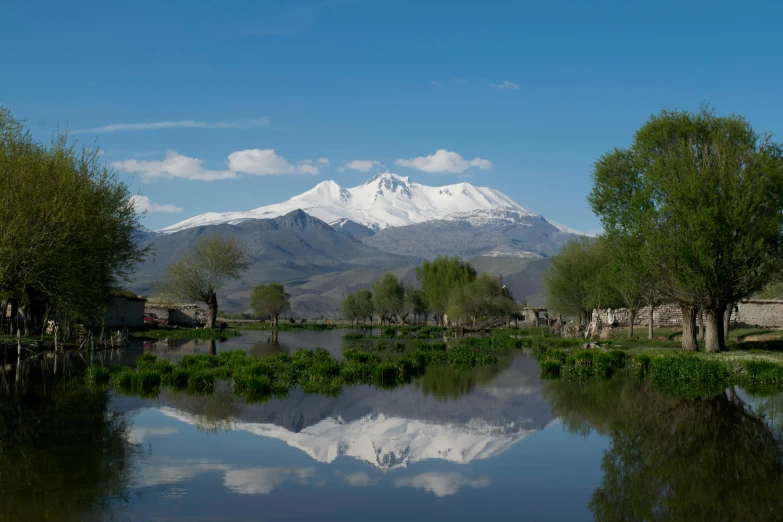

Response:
(372, 274), (405, 324)
(249, 283), (291, 328)
(405, 286), (428, 325)
(0, 107), (144, 335)
(157, 234), (249, 328)
(416, 256), (477, 325)
(543, 237), (617, 324)
(446, 274), (517, 330)
(590, 106), (783, 352)
(354, 289), (374, 324)
(341, 294), (359, 325)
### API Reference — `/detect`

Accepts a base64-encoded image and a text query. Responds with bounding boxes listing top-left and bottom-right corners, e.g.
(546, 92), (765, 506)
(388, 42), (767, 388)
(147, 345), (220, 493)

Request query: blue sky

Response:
(3, 0), (782, 231)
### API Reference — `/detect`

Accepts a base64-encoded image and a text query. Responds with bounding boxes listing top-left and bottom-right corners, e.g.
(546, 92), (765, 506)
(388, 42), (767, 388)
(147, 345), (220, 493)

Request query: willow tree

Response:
(543, 237), (618, 324)
(416, 256), (476, 325)
(372, 273), (405, 324)
(446, 274), (517, 330)
(157, 234), (249, 328)
(0, 107), (144, 334)
(249, 283), (290, 327)
(590, 106), (783, 352)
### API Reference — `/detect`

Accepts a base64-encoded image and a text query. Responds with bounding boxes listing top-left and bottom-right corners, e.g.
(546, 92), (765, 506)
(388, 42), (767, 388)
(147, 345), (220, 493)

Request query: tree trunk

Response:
(208, 340), (217, 356)
(704, 306), (726, 353)
(648, 306), (654, 340)
(10, 298), (18, 335)
(206, 294), (218, 329)
(680, 305), (699, 351)
(724, 302), (734, 341)
(627, 309), (635, 339)
(698, 309), (705, 340)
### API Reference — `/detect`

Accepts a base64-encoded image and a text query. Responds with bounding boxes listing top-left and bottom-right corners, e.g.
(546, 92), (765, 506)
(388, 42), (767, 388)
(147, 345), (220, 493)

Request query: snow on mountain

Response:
(159, 173), (575, 234)
(158, 407), (539, 471)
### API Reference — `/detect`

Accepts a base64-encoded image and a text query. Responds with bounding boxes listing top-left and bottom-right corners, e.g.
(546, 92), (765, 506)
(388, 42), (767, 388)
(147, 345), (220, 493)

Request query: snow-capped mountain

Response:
(159, 173), (570, 234)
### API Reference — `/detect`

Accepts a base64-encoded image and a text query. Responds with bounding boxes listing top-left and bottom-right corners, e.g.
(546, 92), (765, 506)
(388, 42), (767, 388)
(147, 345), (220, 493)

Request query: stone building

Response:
(96, 296), (146, 329)
(144, 303), (206, 327)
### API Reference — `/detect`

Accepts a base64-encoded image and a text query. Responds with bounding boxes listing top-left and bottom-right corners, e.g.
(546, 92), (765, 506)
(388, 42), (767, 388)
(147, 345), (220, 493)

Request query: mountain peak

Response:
(158, 173), (564, 234)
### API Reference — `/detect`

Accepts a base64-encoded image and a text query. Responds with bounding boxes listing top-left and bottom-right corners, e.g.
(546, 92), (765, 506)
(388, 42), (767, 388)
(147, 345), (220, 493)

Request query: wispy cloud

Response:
(430, 81), (442, 87)
(73, 117), (270, 134)
(129, 195), (183, 214)
(338, 159), (384, 172)
(491, 80), (520, 90)
(396, 149), (492, 174)
(453, 78), (468, 85)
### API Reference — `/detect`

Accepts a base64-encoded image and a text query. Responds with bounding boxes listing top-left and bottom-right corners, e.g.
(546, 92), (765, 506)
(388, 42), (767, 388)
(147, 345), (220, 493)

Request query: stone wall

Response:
(734, 300), (783, 328)
(597, 304), (682, 328)
(595, 300), (783, 329)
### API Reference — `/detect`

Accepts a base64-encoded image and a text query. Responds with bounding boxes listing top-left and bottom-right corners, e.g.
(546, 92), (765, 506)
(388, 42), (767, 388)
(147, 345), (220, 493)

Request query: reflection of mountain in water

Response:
(155, 355), (553, 470)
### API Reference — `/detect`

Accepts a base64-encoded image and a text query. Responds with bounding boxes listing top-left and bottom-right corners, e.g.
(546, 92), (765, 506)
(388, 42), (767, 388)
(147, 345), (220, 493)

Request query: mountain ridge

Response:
(159, 173), (581, 236)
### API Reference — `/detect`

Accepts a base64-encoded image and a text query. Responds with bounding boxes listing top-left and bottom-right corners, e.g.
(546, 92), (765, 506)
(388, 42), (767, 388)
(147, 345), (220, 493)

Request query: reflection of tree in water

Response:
(415, 356), (513, 401)
(161, 385), (241, 432)
(249, 331), (290, 358)
(544, 380), (783, 522)
(0, 359), (134, 520)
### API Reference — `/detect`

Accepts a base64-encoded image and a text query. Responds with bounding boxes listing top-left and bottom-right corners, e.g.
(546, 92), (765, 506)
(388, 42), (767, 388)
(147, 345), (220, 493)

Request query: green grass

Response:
(131, 328), (240, 340)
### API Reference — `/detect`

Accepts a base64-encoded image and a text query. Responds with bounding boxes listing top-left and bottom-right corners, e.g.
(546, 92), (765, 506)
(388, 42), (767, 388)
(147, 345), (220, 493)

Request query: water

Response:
(3, 333), (783, 521)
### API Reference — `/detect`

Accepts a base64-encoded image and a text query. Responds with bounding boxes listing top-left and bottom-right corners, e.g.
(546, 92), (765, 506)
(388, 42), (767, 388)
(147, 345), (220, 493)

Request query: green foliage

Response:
(0, 107), (145, 327)
(372, 273), (405, 323)
(650, 355), (732, 398)
(416, 256), (477, 320)
(446, 274), (517, 330)
(589, 106), (783, 352)
(543, 237), (617, 320)
(156, 234), (249, 328)
(341, 289), (374, 324)
(249, 283), (291, 323)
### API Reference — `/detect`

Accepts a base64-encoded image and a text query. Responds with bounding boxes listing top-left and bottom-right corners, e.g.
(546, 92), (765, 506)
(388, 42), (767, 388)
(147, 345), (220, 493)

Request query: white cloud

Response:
(338, 159), (384, 172)
(491, 80), (520, 90)
(224, 468), (318, 495)
(430, 81), (442, 87)
(73, 117), (270, 134)
(395, 149), (492, 174)
(129, 195), (183, 214)
(394, 473), (491, 497)
(112, 151), (236, 181)
(317, 157), (330, 165)
(343, 472), (379, 487)
(453, 78), (468, 85)
(227, 149), (320, 176)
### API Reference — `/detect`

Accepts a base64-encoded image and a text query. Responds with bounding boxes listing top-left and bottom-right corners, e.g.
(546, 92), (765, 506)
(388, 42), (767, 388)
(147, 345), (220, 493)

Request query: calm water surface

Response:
(3, 330), (783, 521)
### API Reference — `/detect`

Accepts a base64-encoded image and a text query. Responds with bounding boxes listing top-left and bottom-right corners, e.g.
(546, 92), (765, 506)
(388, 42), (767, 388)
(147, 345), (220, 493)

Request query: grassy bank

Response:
(131, 328), (241, 341)
(343, 325), (451, 340)
(93, 340), (500, 400)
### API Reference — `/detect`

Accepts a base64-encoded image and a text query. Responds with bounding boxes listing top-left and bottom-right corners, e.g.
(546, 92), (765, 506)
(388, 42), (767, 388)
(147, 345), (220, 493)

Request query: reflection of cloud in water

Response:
(133, 458), (320, 496)
(394, 472), (491, 497)
(224, 467), (319, 495)
(133, 458), (230, 488)
(342, 472), (379, 487)
(127, 426), (179, 444)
